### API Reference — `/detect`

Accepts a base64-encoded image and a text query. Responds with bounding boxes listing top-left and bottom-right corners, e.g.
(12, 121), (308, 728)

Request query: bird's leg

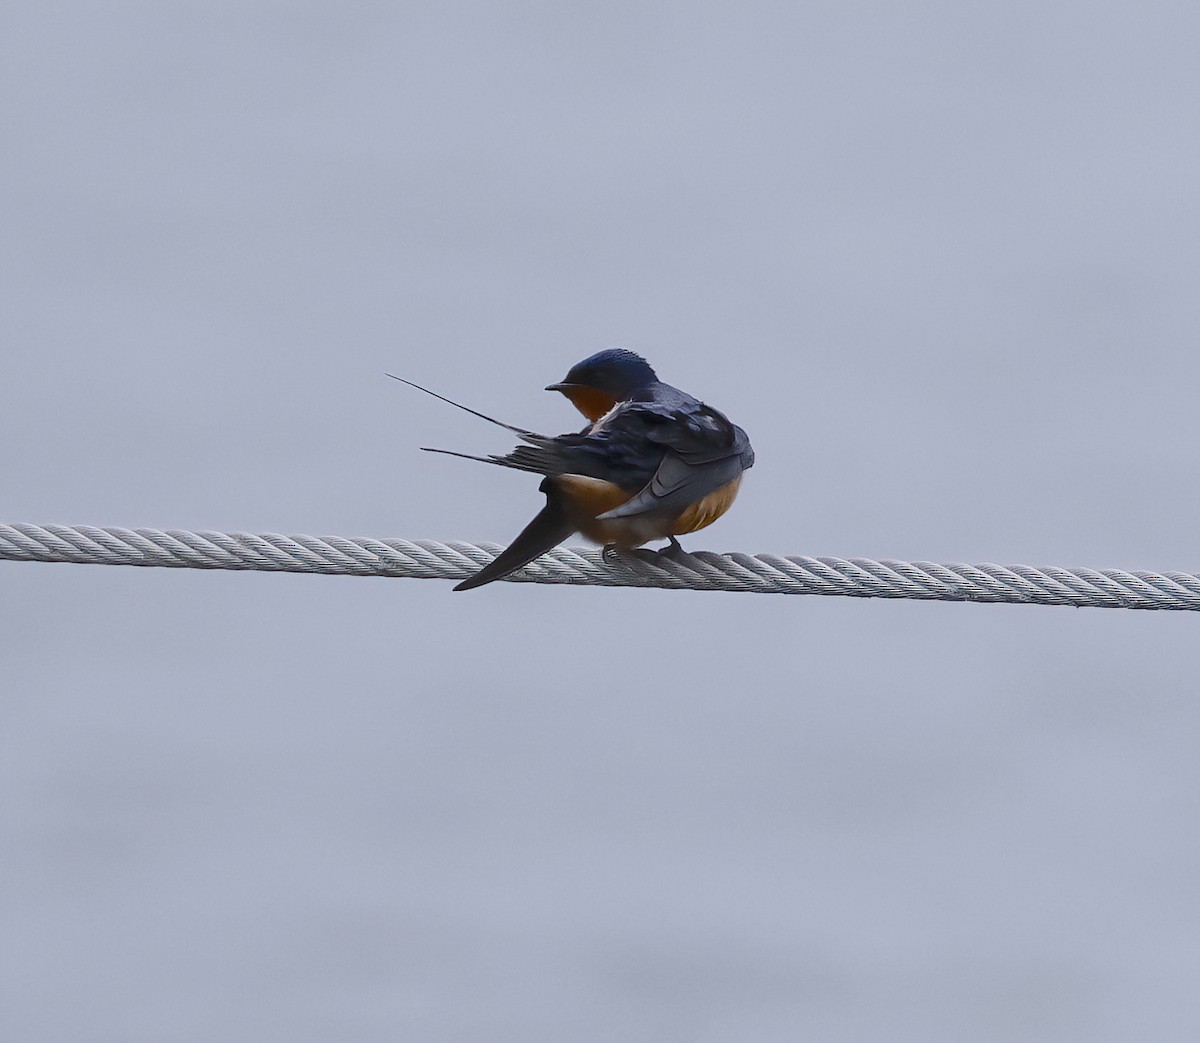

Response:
(660, 535), (686, 560)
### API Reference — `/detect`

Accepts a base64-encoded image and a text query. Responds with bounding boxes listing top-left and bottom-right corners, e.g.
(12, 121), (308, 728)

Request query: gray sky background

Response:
(3, 3), (1200, 1040)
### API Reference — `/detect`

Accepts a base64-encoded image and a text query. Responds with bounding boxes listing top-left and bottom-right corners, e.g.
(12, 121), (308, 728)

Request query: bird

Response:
(389, 348), (754, 591)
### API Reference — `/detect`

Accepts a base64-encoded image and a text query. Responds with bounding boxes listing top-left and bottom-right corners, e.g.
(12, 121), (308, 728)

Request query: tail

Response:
(455, 481), (575, 591)
(386, 373), (549, 445)
(419, 444), (559, 477)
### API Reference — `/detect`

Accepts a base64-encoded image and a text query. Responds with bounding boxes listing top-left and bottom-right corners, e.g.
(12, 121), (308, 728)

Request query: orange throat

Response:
(562, 386), (619, 422)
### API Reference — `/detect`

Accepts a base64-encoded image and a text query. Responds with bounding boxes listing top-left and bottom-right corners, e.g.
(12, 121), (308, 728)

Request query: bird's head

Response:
(546, 348), (659, 421)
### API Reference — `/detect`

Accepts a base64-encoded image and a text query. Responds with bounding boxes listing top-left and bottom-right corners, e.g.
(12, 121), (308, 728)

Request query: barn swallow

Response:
(390, 348), (754, 591)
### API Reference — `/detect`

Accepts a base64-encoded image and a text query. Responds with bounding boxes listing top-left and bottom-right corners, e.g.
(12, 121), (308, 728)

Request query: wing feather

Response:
(419, 389), (753, 521)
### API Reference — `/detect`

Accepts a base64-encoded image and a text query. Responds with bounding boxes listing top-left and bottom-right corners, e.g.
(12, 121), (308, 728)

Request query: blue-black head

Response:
(548, 348), (658, 396)
(545, 349), (659, 420)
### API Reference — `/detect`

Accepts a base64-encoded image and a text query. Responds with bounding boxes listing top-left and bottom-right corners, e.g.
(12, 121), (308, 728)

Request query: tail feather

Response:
(454, 486), (575, 591)
(387, 373), (550, 446)
(420, 446), (549, 475)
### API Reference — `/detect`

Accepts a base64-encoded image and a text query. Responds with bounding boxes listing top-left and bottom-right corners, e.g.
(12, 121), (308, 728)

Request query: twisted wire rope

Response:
(2, 523), (1198, 611)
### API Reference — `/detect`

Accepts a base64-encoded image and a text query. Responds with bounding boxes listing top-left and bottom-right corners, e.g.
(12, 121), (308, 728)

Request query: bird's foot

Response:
(601, 544), (665, 569)
(603, 537), (696, 570)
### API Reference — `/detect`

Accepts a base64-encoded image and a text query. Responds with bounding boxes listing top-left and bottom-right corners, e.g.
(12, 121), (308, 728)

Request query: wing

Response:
(453, 483), (576, 591)
(422, 401), (667, 489)
(421, 395), (753, 521)
(594, 401), (754, 521)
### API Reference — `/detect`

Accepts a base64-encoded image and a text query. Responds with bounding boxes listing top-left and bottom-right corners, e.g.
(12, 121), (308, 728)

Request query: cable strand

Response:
(2, 523), (1197, 611)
